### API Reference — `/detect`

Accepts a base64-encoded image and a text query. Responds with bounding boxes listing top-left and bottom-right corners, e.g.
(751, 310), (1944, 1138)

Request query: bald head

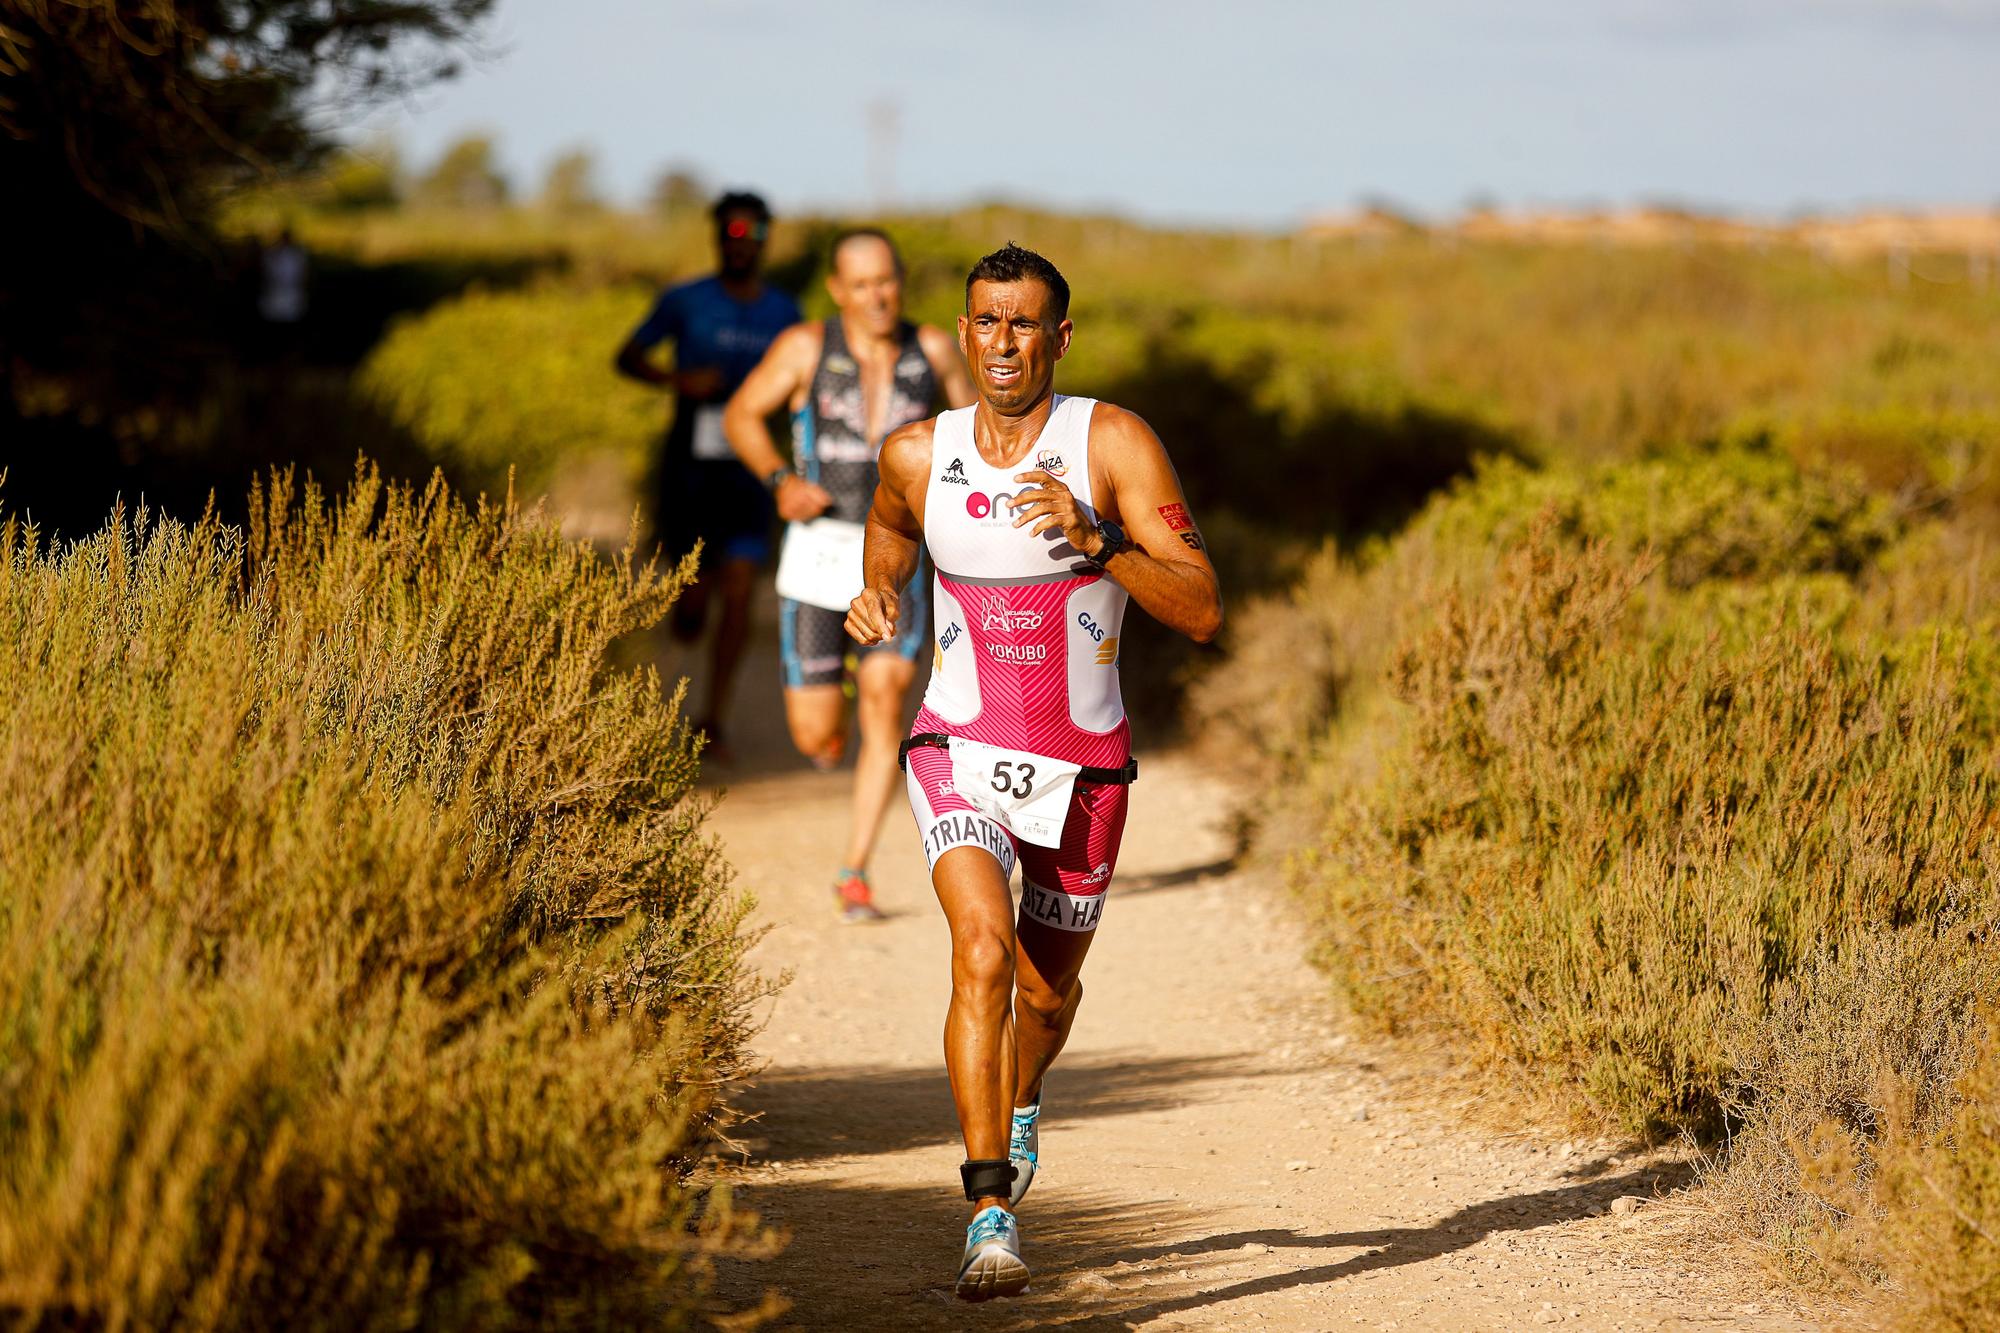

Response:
(826, 228), (905, 336)
(831, 227), (902, 278)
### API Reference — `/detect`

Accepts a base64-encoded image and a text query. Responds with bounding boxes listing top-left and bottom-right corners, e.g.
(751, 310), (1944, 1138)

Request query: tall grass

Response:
(0, 464), (767, 1329)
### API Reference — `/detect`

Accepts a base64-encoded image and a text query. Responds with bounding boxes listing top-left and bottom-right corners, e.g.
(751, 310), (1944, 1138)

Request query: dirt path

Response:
(672, 591), (1826, 1329)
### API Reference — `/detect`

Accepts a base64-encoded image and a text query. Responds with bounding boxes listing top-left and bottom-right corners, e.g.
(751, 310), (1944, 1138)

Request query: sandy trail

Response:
(687, 597), (1825, 1331)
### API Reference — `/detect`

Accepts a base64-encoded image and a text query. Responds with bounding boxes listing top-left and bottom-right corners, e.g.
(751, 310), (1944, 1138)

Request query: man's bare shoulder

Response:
(879, 417), (937, 484)
(771, 320), (825, 366)
(1087, 400), (1167, 455)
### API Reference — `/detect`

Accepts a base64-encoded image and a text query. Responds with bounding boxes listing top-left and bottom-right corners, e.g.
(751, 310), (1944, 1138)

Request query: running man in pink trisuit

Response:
(846, 244), (1223, 1300)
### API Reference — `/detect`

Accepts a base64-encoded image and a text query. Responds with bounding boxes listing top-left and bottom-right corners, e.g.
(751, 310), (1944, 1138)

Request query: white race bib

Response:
(775, 518), (867, 612)
(690, 405), (733, 460)
(947, 737), (1081, 849)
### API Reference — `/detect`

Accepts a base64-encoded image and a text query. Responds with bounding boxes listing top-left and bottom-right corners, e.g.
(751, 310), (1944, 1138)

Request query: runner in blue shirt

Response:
(616, 191), (801, 758)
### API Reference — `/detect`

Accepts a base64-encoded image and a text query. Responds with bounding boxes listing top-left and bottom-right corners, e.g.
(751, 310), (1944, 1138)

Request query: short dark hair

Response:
(830, 226), (902, 274)
(712, 190), (771, 225)
(965, 243), (1070, 321)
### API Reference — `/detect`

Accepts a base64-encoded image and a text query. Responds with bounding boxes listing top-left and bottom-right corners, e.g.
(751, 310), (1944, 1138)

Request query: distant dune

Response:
(1306, 205), (2000, 257)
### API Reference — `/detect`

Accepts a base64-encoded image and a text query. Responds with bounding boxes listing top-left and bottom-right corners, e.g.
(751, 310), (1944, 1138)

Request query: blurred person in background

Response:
(724, 228), (975, 922)
(257, 225), (311, 366)
(616, 190), (801, 759)
(258, 225), (310, 328)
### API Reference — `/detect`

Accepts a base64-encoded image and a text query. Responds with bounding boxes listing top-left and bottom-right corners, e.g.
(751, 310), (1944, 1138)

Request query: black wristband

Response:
(1082, 517), (1128, 570)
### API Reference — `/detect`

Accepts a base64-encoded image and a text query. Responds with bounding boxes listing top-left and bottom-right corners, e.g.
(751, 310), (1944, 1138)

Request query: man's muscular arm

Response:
(846, 419), (931, 646)
(1009, 404), (1223, 644)
(723, 323), (834, 522)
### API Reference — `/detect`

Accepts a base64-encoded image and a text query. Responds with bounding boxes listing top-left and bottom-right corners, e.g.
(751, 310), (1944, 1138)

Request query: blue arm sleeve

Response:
(626, 288), (684, 351)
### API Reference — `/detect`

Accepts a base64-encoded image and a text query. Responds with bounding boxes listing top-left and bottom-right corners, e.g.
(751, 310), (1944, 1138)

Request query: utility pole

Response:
(866, 97), (900, 210)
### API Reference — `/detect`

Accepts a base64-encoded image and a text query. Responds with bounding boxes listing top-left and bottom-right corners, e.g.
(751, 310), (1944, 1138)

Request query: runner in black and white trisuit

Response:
(724, 229), (974, 920)
(846, 244), (1224, 1300)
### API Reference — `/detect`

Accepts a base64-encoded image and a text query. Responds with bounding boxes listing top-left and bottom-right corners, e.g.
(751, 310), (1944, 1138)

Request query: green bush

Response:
(1194, 445), (1899, 767)
(0, 465), (766, 1330)
(1422, 446), (1898, 585)
(357, 285), (665, 493)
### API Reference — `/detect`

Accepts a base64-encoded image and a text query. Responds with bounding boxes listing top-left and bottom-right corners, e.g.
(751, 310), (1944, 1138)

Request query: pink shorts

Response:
(903, 741), (1130, 933)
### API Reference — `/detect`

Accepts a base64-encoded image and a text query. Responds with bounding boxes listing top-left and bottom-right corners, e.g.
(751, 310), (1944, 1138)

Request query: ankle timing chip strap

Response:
(960, 1158), (1018, 1202)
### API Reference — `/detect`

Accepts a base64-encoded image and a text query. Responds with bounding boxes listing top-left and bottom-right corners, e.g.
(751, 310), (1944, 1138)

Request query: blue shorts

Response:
(718, 528), (772, 564)
(781, 573), (927, 688)
(656, 458), (772, 568)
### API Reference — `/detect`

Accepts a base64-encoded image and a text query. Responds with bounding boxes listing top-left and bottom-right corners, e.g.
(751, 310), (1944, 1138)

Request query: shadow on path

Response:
(731, 1050), (1275, 1167)
(1113, 854), (1240, 897)
(716, 1159), (1690, 1330)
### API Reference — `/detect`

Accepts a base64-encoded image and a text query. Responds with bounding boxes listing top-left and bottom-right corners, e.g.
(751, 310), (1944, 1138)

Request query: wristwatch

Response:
(1083, 517), (1129, 569)
(762, 466), (793, 494)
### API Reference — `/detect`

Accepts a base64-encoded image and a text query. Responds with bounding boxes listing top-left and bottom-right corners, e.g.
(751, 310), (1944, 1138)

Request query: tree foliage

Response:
(649, 165), (709, 218)
(0, 0), (492, 416)
(415, 132), (510, 211)
(1, 0), (489, 236)
(322, 138), (403, 211)
(539, 147), (601, 215)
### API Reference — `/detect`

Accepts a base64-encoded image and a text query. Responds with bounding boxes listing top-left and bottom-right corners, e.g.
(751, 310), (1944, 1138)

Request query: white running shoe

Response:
(1008, 1096), (1041, 1208)
(955, 1205), (1030, 1301)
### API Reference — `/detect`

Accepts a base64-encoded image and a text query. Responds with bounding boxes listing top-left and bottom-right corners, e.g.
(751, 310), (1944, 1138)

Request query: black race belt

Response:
(897, 732), (1138, 786)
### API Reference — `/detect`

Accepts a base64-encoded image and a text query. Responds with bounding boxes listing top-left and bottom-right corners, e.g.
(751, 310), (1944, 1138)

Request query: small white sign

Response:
(775, 517), (868, 612)
(689, 405), (734, 460)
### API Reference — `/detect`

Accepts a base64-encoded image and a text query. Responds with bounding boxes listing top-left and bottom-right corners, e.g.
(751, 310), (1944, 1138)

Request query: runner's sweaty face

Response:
(958, 279), (1071, 415)
(827, 235), (904, 337)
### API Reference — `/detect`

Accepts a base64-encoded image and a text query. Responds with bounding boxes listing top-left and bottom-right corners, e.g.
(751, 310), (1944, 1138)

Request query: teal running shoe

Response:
(955, 1204), (1029, 1301)
(1008, 1095), (1041, 1208)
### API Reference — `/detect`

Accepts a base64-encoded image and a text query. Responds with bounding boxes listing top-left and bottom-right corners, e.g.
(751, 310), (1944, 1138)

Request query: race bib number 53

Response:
(946, 737), (1081, 849)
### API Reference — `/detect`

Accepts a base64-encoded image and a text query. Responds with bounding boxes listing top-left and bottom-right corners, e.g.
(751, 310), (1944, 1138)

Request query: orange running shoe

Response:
(833, 868), (886, 924)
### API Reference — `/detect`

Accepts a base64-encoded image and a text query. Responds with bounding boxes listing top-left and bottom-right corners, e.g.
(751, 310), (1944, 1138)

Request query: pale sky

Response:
(359, 0), (2000, 227)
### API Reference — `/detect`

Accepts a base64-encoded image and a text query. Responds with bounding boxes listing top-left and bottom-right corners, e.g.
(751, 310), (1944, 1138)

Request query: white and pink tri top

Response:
(913, 395), (1131, 769)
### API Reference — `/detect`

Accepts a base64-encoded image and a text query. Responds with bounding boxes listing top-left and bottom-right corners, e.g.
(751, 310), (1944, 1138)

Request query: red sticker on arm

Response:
(1159, 502), (1194, 532)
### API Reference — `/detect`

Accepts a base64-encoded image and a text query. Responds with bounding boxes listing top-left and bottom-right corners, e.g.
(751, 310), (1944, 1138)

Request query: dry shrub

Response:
(1222, 442), (2000, 1308)
(1304, 531), (1992, 1135)
(1705, 916), (2000, 1285)
(1865, 1011), (2000, 1329)
(1188, 544), (1355, 768)
(0, 464), (768, 1330)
